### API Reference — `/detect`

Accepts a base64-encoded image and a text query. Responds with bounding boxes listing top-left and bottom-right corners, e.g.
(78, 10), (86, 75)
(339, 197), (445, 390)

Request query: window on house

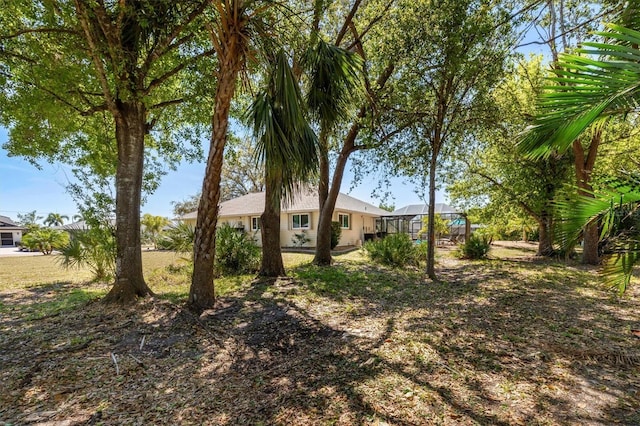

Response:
(338, 213), (350, 229)
(251, 217), (261, 231)
(292, 213), (310, 229)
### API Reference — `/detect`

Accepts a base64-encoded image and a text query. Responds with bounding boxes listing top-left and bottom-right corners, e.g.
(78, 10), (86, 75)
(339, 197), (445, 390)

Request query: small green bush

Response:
(215, 224), (261, 274)
(456, 234), (491, 259)
(158, 223), (195, 253)
(330, 221), (342, 249)
(363, 233), (418, 267)
(22, 228), (70, 255)
(59, 226), (115, 281)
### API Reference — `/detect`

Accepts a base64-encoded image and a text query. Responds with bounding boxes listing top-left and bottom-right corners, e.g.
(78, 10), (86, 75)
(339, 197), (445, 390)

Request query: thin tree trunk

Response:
(104, 103), (152, 303)
(313, 63), (395, 266)
(537, 214), (554, 256)
(573, 133), (601, 265)
(314, 145), (352, 266)
(260, 175), (285, 277)
(318, 128), (330, 214)
(426, 147), (438, 280)
(190, 67), (239, 312)
(464, 214), (471, 242)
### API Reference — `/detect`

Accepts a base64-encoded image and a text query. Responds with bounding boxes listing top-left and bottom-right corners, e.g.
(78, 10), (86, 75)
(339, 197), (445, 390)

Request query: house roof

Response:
(0, 215), (27, 230)
(181, 191), (389, 220)
(388, 203), (459, 216)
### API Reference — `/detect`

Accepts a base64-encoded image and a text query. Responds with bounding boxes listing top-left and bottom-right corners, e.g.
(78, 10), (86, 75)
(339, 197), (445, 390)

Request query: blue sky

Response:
(0, 126), (434, 222)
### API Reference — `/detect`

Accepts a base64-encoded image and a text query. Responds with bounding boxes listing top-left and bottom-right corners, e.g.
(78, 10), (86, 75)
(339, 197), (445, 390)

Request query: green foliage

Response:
(141, 214), (171, 249)
(378, 203), (395, 212)
(171, 194), (201, 218)
(303, 39), (363, 132)
(247, 50), (319, 207)
(519, 21), (640, 159)
(330, 221), (342, 249)
(17, 210), (42, 228)
(292, 231), (311, 248)
(363, 233), (419, 268)
(44, 213), (68, 227)
(555, 173), (640, 293)
(21, 228), (69, 255)
(417, 214), (449, 240)
(456, 234), (491, 260)
(215, 224), (260, 275)
(58, 226), (116, 282)
(158, 223), (195, 254)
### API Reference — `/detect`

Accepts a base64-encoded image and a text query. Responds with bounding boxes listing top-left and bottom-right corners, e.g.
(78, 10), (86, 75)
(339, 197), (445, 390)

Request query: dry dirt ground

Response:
(1, 244), (639, 425)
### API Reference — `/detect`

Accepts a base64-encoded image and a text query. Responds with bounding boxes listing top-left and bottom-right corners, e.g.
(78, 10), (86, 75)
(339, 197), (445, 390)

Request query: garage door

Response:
(1, 232), (14, 246)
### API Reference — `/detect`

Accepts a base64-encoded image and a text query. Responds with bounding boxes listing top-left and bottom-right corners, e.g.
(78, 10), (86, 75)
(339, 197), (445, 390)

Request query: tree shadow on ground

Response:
(1, 253), (639, 424)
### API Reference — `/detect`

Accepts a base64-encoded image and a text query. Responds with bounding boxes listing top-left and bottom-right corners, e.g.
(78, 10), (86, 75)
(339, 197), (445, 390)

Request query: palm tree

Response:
(520, 9), (640, 290)
(304, 39), (363, 266)
(141, 214), (170, 250)
(44, 212), (69, 227)
(190, 0), (253, 311)
(246, 50), (318, 276)
(190, 1), (295, 308)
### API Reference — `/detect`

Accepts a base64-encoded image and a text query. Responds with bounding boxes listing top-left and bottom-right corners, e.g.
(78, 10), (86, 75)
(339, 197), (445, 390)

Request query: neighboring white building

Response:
(180, 191), (389, 248)
(0, 216), (27, 247)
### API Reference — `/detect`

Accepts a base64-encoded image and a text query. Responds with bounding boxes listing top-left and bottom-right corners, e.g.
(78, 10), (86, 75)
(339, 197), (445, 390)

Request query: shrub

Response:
(21, 228), (69, 255)
(215, 224), (260, 274)
(456, 234), (491, 259)
(158, 223), (195, 253)
(58, 226), (116, 281)
(292, 231), (310, 247)
(363, 233), (418, 267)
(330, 221), (342, 249)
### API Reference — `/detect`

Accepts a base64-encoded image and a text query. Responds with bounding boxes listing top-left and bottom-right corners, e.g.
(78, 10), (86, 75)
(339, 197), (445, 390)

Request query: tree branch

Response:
(335, 0), (362, 46)
(345, 0), (395, 50)
(73, 0), (118, 116)
(144, 48), (215, 95)
(0, 27), (79, 40)
(142, 0), (208, 76)
(149, 99), (184, 110)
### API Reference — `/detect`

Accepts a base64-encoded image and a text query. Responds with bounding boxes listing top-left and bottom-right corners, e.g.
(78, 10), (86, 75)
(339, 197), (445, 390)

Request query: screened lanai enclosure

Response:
(372, 203), (473, 244)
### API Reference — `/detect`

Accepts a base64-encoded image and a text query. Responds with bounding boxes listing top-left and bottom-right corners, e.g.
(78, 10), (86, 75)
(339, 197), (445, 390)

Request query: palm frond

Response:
(555, 173), (640, 293)
(245, 49), (318, 207)
(519, 23), (640, 158)
(303, 39), (362, 131)
(603, 240), (640, 294)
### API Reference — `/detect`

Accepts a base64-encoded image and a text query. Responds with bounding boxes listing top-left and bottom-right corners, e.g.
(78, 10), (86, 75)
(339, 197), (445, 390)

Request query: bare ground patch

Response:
(1, 247), (639, 425)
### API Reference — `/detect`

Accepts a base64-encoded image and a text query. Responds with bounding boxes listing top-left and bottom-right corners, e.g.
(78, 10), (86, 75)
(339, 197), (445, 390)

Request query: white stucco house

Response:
(0, 216), (27, 247)
(180, 191), (389, 248)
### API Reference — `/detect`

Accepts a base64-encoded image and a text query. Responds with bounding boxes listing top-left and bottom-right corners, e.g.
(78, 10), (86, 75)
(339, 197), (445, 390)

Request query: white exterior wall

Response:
(182, 211), (381, 248)
(333, 211), (377, 247)
(281, 211), (316, 248)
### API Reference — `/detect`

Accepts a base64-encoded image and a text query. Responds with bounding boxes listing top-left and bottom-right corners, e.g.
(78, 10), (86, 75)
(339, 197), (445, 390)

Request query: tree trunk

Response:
(426, 148), (438, 280)
(573, 133), (601, 265)
(313, 64), (395, 266)
(104, 102), (152, 303)
(464, 214), (471, 242)
(189, 66), (239, 312)
(582, 221), (600, 265)
(313, 145), (352, 266)
(260, 177), (285, 277)
(318, 129), (330, 213)
(537, 214), (554, 256)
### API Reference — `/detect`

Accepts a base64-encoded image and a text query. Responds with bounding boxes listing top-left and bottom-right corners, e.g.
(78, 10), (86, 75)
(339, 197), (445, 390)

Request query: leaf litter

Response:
(0, 242), (639, 425)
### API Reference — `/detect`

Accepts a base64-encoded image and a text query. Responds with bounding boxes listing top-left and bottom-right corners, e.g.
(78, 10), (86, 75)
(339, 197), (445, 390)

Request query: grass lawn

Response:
(0, 243), (639, 425)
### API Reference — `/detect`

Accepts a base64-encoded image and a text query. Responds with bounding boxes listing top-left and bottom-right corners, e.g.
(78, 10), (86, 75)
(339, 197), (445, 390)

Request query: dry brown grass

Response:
(1, 244), (639, 425)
